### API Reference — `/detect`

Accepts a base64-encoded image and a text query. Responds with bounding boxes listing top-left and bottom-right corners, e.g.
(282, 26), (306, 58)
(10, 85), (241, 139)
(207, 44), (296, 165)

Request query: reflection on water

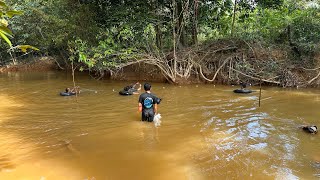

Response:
(0, 71), (320, 179)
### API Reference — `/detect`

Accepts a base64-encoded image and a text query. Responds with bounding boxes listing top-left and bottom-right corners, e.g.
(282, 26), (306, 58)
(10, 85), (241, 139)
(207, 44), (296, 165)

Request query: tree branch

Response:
(198, 57), (230, 82)
(307, 71), (320, 84)
(231, 68), (281, 84)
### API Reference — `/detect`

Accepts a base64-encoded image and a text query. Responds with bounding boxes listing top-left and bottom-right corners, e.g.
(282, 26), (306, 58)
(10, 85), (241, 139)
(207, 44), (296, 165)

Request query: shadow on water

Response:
(0, 72), (88, 179)
(0, 154), (16, 172)
(0, 72), (320, 179)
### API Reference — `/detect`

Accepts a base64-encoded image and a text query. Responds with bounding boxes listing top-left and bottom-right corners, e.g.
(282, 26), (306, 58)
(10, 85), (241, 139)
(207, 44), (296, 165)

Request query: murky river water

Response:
(0, 71), (320, 179)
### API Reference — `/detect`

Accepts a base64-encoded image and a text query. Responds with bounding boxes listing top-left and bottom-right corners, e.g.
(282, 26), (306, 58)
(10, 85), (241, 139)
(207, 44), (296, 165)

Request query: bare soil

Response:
(0, 57), (58, 72)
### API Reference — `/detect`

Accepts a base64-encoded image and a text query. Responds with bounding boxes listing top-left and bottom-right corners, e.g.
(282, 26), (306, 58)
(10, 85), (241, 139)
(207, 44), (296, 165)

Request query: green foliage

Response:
(0, 1), (21, 47)
(233, 8), (288, 42)
(255, 0), (284, 9)
(68, 25), (144, 71)
(3, 0), (320, 70)
(0, 0), (38, 62)
(7, 0), (98, 56)
(291, 9), (320, 45)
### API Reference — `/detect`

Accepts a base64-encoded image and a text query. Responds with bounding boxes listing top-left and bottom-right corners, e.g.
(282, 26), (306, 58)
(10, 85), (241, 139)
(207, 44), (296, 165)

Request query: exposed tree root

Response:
(90, 39), (320, 87)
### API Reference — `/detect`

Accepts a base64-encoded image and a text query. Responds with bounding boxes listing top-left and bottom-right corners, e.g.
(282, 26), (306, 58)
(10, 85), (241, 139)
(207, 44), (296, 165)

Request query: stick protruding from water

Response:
(259, 78), (262, 107)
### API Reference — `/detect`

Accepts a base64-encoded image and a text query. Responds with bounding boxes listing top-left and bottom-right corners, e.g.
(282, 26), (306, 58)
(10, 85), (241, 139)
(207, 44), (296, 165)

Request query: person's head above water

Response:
(239, 81), (247, 89)
(65, 88), (70, 93)
(144, 83), (151, 91)
(124, 86), (131, 91)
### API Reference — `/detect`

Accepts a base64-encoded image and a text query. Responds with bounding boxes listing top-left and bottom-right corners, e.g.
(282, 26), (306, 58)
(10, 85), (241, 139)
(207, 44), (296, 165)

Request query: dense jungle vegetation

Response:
(2, 0), (320, 86)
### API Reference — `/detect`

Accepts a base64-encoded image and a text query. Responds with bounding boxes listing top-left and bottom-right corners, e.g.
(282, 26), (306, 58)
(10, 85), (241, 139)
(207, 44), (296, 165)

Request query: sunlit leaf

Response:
(6, 10), (23, 18)
(0, 19), (8, 27)
(79, 52), (87, 61)
(0, 1), (8, 8)
(15, 45), (39, 52)
(0, 26), (13, 36)
(0, 31), (11, 46)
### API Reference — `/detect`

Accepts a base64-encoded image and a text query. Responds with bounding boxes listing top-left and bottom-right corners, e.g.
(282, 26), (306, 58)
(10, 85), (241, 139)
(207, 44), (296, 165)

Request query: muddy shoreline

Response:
(1, 54), (320, 87)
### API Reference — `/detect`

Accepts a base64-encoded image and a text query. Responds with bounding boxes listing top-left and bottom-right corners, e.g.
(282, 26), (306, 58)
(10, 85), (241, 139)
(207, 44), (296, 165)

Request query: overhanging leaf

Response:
(0, 19), (8, 27)
(0, 31), (12, 46)
(14, 45), (39, 53)
(0, 1), (8, 8)
(6, 10), (23, 18)
(0, 26), (13, 36)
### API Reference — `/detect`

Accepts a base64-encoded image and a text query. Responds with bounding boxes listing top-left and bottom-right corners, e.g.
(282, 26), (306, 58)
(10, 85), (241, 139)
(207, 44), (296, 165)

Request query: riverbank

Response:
(1, 40), (320, 87)
(97, 39), (320, 87)
(0, 57), (58, 73)
(82, 39), (320, 87)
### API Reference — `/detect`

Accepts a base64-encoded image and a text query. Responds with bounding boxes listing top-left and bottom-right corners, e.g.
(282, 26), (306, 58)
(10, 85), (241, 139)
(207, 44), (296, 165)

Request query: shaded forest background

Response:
(2, 0), (320, 86)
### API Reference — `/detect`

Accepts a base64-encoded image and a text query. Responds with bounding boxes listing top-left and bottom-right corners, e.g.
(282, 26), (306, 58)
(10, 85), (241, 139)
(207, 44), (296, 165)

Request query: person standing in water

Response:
(138, 83), (160, 122)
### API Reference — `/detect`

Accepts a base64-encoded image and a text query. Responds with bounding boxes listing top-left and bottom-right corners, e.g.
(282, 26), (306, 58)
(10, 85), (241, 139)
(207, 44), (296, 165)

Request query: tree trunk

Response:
(155, 0), (162, 49)
(172, 0), (177, 81)
(177, 0), (186, 47)
(231, 0), (237, 36)
(192, 0), (198, 45)
(156, 25), (162, 49)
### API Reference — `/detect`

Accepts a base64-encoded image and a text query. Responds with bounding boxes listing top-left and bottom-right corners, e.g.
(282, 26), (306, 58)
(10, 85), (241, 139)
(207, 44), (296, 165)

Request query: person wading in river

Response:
(124, 82), (141, 95)
(138, 83), (160, 122)
(239, 81), (247, 90)
(65, 86), (81, 94)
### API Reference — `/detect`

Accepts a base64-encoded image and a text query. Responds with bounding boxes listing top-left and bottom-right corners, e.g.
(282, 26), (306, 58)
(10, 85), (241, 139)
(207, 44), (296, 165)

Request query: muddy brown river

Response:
(0, 71), (320, 179)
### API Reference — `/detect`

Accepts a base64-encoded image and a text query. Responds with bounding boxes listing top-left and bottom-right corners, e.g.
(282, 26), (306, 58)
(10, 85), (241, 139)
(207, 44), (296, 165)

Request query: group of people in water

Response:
(61, 81), (317, 133)
(63, 82), (161, 122)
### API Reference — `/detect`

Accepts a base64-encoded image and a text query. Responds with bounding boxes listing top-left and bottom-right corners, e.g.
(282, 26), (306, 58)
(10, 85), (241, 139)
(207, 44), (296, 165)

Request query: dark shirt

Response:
(138, 92), (158, 110)
(138, 92), (159, 122)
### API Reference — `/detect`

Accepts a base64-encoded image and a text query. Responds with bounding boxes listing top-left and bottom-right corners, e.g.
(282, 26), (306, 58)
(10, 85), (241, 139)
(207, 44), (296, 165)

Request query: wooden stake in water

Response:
(259, 78), (262, 107)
